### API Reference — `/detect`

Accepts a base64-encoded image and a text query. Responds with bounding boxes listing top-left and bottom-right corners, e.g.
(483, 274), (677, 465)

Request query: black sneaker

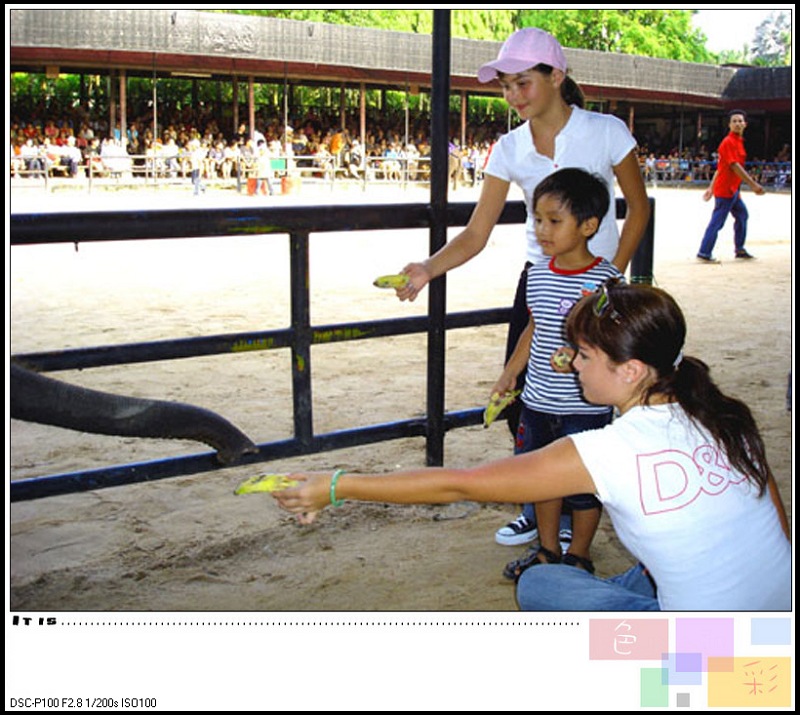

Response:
(697, 254), (721, 264)
(495, 514), (538, 546)
(735, 250), (755, 259)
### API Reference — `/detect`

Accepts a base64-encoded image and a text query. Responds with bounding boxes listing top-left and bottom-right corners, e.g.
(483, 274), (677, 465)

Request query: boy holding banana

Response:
(491, 167), (622, 582)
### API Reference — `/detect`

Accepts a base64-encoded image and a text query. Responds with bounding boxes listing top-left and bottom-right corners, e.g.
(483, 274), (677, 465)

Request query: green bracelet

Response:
(330, 469), (345, 507)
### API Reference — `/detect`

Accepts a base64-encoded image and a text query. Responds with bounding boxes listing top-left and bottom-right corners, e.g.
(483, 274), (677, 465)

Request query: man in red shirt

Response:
(697, 110), (765, 263)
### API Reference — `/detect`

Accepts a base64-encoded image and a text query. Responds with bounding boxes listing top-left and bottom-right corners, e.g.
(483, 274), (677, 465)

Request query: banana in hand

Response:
(234, 474), (298, 495)
(373, 274), (410, 289)
(483, 390), (521, 429)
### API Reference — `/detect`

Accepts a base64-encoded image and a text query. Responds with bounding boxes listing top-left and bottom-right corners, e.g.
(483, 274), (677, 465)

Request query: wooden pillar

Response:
(460, 90), (467, 147)
(232, 77), (239, 135)
(404, 84), (409, 149)
(248, 76), (255, 140)
(119, 70), (127, 144)
(191, 79), (198, 116)
(359, 82), (366, 145)
(79, 74), (87, 112)
(696, 111), (703, 151)
(108, 72), (117, 140)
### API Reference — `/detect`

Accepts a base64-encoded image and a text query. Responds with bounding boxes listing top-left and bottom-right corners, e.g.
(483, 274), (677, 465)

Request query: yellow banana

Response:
(483, 390), (521, 429)
(373, 273), (410, 289)
(234, 473), (298, 495)
(552, 349), (573, 369)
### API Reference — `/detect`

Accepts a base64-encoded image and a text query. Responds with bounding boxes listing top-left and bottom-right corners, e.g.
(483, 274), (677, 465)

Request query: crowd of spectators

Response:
(9, 106), (502, 190)
(638, 142), (791, 190)
(10, 107), (791, 192)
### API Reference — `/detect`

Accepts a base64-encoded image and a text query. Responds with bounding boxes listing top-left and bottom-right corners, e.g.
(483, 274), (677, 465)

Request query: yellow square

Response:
(707, 657), (791, 707)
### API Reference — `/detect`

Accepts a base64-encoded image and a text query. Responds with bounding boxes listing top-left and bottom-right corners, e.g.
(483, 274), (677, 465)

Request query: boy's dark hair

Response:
(532, 168), (610, 232)
(728, 108), (747, 120)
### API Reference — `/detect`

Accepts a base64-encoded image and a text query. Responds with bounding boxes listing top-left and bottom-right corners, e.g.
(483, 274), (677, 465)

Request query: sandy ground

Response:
(7, 180), (793, 612)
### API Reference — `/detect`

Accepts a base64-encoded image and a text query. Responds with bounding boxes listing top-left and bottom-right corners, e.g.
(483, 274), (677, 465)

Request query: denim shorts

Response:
(515, 405), (612, 511)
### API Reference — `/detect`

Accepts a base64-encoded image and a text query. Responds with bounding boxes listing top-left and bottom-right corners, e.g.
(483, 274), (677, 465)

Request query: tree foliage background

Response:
(218, 8), (790, 65)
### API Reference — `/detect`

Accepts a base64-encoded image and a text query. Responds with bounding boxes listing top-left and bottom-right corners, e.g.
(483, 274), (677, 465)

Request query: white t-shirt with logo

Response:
(571, 403), (791, 611)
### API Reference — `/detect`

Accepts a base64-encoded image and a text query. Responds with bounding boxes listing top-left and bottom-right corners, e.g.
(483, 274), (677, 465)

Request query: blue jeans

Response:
(697, 191), (749, 257)
(515, 406), (612, 522)
(516, 562), (660, 611)
(191, 169), (205, 195)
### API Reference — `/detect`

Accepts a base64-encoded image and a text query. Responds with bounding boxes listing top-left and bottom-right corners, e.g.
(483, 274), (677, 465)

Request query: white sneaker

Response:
(495, 514), (538, 546)
(558, 528), (573, 554)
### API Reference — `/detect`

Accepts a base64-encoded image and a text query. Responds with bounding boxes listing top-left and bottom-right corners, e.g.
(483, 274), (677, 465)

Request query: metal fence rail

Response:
(10, 197), (654, 502)
(11, 156), (793, 195)
(10, 153), (481, 194)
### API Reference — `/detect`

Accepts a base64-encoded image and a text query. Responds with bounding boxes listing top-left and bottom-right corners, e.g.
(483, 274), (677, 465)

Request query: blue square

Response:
(661, 653), (703, 685)
(751, 617), (792, 645)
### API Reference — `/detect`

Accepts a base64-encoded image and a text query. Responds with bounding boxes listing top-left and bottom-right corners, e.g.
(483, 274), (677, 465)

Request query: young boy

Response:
(492, 167), (623, 581)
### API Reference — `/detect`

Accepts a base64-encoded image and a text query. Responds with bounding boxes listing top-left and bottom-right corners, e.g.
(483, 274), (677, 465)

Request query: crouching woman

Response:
(273, 281), (791, 611)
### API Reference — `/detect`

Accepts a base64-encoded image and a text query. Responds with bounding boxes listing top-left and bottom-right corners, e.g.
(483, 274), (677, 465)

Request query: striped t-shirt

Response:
(521, 256), (623, 415)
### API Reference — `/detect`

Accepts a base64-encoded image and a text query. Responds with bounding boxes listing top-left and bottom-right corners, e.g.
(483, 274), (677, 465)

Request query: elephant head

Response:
(10, 360), (258, 465)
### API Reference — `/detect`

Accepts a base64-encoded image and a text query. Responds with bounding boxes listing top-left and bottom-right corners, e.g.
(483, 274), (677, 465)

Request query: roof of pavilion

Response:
(9, 8), (791, 112)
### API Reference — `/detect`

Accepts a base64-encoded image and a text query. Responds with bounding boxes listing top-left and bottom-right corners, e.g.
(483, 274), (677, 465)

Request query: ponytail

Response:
(650, 356), (770, 495)
(560, 75), (584, 109)
(532, 64), (585, 109)
(566, 283), (771, 494)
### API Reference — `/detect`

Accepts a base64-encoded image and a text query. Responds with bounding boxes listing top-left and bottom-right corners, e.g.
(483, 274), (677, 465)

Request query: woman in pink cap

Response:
(397, 26), (649, 313)
(395, 27), (651, 563)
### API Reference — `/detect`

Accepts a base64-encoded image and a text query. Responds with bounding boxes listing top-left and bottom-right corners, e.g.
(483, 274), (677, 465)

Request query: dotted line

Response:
(56, 620), (583, 627)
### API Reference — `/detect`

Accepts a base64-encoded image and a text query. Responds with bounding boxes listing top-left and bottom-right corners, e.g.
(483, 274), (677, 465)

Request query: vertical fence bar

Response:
(629, 199), (656, 285)
(425, 10), (451, 467)
(289, 229), (314, 447)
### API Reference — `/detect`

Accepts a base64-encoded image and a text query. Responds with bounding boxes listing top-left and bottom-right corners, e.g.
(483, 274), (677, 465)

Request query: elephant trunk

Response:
(11, 362), (258, 465)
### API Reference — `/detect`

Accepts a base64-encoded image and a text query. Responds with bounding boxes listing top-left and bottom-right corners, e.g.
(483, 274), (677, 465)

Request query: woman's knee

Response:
(516, 564), (590, 610)
(516, 563), (660, 611)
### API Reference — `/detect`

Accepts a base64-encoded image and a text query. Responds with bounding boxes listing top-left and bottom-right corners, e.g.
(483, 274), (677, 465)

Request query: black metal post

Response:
(629, 199), (656, 285)
(289, 230), (314, 447)
(426, 10), (451, 467)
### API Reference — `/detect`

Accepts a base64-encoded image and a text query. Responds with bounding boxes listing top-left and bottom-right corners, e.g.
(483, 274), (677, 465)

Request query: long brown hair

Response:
(565, 281), (771, 494)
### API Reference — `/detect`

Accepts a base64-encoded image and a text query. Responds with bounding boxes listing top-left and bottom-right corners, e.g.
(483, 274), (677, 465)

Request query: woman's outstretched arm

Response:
(273, 437), (595, 523)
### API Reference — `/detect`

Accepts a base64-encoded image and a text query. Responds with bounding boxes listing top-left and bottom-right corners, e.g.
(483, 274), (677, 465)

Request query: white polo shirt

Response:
(484, 107), (638, 265)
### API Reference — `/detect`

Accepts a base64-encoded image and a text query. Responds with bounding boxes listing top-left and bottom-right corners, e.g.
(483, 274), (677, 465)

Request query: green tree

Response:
(213, 8), (716, 62)
(452, 10), (516, 41)
(751, 11), (792, 66)
(512, 9), (715, 62)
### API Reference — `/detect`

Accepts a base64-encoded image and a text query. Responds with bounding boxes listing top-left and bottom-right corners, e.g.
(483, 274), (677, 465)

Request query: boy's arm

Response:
(492, 315), (534, 396)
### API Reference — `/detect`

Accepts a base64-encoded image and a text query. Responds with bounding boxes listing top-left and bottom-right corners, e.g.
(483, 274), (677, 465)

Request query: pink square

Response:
(589, 618), (669, 660)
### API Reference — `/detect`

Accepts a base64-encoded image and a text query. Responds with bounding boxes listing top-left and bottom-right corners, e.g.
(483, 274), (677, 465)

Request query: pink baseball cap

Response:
(477, 27), (567, 83)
